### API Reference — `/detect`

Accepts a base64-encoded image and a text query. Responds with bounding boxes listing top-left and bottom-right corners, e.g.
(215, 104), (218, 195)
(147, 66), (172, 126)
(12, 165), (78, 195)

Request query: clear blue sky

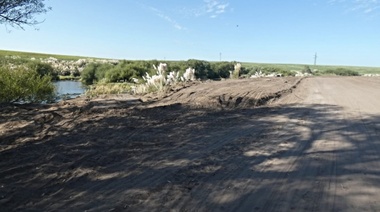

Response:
(1, 0), (379, 66)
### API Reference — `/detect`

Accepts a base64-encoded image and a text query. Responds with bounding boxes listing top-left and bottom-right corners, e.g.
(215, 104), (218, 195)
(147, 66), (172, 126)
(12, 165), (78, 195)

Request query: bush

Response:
(186, 59), (211, 79)
(81, 63), (112, 85)
(261, 66), (295, 76)
(27, 61), (59, 80)
(303, 65), (312, 74)
(105, 61), (147, 83)
(0, 67), (56, 103)
(94, 63), (113, 81)
(85, 83), (131, 98)
(82, 59), (256, 85)
(81, 61), (152, 85)
(322, 68), (359, 76)
(211, 62), (235, 78)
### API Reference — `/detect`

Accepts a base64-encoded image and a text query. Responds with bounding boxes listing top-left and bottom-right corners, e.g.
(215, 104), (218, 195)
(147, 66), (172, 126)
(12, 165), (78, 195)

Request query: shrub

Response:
(303, 65), (312, 74)
(81, 61), (153, 85)
(81, 63), (116, 85)
(186, 59), (211, 79)
(260, 67), (282, 75)
(27, 61), (59, 80)
(0, 67), (56, 103)
(105, 61), (150, 83)
(211, 62), (235, 78)
(81, 63), (100, 85)
(261, 66), (295, 76)
(85, 83), (131, 98)
(95, 63), (114, 80)
(322, 68), (359, 76)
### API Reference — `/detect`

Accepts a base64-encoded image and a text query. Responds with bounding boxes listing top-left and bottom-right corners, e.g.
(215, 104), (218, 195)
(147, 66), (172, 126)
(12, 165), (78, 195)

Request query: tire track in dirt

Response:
(131, 107), (315, 211)
(122, 113), (260, 210)
(271, 77), (380, 211)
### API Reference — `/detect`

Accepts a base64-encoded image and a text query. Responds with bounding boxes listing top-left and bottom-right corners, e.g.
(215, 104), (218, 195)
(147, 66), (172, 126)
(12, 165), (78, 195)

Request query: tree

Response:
(81, 63), (99, 85)
(0, 0), (51, 29)
(186, 59), (211, 79)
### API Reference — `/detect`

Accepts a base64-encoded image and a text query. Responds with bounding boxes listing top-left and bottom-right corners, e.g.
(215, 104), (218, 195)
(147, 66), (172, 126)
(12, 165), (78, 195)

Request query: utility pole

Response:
(219, 52), (222, 62)
(314, 52), (317, 66)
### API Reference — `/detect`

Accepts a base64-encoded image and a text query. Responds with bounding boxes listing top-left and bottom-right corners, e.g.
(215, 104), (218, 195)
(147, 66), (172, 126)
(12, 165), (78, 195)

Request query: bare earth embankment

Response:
(1, 76), (380, 211)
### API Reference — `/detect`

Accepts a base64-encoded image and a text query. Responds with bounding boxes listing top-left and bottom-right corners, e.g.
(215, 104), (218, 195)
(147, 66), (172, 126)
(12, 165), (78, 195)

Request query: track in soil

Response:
(1, 77), (380, 211)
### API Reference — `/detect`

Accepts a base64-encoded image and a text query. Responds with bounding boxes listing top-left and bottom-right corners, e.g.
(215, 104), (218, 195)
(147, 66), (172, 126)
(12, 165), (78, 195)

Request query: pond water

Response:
(54, 81), (86, 100)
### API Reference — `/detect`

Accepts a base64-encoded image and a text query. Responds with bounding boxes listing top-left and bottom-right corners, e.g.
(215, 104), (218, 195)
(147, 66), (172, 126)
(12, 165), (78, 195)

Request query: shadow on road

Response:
(1, 102), (380, 211)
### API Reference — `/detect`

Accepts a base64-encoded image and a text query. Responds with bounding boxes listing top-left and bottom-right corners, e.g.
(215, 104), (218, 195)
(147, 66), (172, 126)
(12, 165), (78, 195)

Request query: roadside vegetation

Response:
(0, 56), (58, 103)
(85, 83), (132, 98)
(319, 68), (360, 76)
(80, 60), (247, 96)
(80, 60), (241, 85)
(2, 49), (380, 102)
(0, 66), (55, 103)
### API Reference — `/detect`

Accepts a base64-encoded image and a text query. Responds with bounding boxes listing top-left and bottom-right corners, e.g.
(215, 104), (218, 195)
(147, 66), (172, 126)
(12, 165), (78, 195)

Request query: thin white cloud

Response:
(204, 0), (230, 18)
(175, 0), (230, 19)
(329, 0), (380, 14)
(351, 0), (379, 13)
(215, 3), (229, 14)
(150, 7), (185, 30)
(147, 0), (230, 24)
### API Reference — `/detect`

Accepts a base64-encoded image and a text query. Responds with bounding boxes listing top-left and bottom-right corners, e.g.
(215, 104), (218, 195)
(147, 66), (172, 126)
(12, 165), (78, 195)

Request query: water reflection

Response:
(54, 81), (86, 100)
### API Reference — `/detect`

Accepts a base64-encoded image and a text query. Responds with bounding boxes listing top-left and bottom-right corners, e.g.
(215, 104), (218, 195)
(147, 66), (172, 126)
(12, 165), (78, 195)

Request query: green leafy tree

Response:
(81, 63), (99, 85)
(95, 63), (113, 81)
(212, 62), (235, 78)
(0, 0), (51, 29)
(186, 59), (211, 79)
(102, 61), (151, 83)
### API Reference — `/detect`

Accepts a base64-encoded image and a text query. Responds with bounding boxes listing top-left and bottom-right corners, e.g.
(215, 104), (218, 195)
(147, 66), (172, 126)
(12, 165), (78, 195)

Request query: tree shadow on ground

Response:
(1, 101), (380, 211)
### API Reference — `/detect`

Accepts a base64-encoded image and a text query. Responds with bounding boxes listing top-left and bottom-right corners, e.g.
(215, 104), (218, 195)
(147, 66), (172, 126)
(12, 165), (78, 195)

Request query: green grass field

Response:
(241, 62), (380, 75)
(2, 49), (380, 74)
(0, 49), (100, 61)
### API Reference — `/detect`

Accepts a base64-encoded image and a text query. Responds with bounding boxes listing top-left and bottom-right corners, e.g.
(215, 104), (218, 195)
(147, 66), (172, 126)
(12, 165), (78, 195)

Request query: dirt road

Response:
(1, 77), (380, 211)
